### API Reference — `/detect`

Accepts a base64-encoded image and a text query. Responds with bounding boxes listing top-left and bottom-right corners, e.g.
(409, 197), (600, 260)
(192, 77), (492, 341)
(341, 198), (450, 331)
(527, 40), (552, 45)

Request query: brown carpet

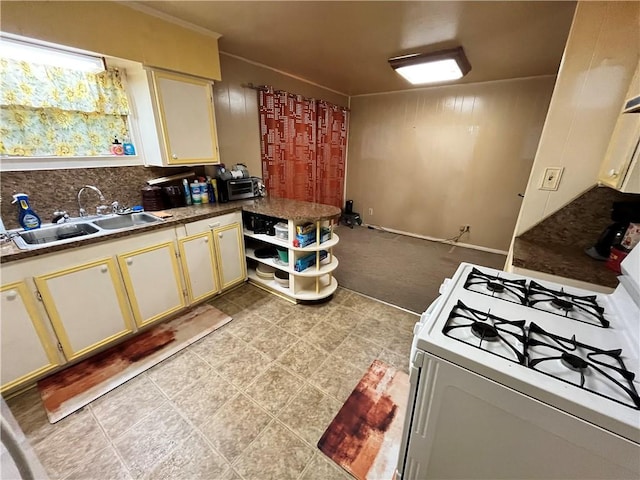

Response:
(333, 226), (506, 313)
(38, 304), (231, 423)
(318, 360), (409, 480)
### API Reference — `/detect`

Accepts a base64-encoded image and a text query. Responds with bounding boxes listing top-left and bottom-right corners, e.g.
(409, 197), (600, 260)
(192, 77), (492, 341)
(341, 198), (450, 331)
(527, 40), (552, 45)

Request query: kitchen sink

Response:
(9, 212), (164, 250)
(16, 222), (101, 246)
(91, 212), (163, 230)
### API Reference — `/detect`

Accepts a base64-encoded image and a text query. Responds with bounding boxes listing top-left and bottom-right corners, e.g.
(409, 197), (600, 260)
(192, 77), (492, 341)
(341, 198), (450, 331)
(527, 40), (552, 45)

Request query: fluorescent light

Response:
(0, 37), (105, 73)
(389, 47), (471, 85)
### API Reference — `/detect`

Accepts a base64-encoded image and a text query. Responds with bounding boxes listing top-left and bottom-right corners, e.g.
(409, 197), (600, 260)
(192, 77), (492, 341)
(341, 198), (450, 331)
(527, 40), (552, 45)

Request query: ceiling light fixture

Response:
(0, 36), (105, 73)
(389, 47), (471, 85)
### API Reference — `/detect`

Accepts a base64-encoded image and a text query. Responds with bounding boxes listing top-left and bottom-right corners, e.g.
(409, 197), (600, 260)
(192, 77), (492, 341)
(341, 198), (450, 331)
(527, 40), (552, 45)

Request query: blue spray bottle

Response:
(12, 193), (41, 230)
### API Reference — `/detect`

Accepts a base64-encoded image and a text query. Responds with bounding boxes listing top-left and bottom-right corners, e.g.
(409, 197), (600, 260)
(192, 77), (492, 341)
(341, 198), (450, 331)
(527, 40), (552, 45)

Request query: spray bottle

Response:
(12, 193), (41, 230)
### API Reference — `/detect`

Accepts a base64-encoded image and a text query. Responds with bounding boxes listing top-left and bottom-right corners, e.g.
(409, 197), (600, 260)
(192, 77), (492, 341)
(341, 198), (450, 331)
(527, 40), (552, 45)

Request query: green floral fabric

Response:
(0, 57), (130, 157)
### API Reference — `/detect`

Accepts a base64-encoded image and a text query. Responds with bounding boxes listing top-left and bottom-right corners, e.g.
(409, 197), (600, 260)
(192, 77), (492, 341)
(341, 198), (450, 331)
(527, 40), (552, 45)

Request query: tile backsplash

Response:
(0, 165), (198, 230)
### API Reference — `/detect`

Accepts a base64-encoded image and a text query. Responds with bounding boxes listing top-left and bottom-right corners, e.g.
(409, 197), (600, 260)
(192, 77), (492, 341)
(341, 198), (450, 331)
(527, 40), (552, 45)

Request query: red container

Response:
(606, 247), (629, 274)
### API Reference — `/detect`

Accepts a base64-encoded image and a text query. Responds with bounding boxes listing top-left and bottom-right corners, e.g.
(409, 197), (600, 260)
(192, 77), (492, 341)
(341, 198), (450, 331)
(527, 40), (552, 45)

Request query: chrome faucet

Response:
(77, 185), (107, 217)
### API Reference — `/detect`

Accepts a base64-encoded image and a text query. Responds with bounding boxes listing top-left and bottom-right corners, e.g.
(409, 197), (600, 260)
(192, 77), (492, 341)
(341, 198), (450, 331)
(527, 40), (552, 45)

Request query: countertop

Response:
(512, 237), (619, 288)
(0, 197), (341, 264)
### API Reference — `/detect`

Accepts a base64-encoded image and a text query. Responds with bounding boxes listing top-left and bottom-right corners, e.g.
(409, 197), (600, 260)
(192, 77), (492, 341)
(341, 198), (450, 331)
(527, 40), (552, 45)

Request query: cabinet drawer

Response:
(184, 211), (242, 236)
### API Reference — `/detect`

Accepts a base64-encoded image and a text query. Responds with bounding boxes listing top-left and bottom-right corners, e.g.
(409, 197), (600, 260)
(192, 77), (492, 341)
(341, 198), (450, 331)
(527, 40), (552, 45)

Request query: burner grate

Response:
(527, 281), (609, 328)
(527, 323), (640, 410)
(443, 300), (526, 364)
(464, 267), (528, 305)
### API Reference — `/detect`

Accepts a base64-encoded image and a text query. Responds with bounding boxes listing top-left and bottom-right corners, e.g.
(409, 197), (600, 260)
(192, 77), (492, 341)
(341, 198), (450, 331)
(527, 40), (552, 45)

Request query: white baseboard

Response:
(361, 224), (509, 256)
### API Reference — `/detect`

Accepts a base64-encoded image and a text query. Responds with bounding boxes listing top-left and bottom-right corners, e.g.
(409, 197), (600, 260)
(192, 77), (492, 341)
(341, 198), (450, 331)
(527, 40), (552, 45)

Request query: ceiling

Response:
(137, 1), (577, 96)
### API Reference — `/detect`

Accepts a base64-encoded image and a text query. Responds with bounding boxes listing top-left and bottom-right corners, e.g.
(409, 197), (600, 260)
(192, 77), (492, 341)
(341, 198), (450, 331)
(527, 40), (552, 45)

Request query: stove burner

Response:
(464, 268), (528, 305)
(443, 300), (526, 364)
(527, 281), (609, 328)
(551, 298), (574, 311)
(560, 352), (588, 371)
(471, 322), (499, 341)
(527, 323), (640, 410)
(486, 281), (505, 293)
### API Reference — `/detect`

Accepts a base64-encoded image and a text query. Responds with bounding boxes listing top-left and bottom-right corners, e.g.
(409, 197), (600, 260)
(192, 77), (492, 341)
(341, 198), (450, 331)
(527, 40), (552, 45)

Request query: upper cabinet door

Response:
(150, 70), (220, 166)
(598, 65), (640, 193)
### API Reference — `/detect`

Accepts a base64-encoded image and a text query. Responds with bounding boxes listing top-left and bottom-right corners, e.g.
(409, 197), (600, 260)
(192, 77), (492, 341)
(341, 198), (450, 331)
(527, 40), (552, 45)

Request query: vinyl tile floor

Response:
(6, 284), (418, 480)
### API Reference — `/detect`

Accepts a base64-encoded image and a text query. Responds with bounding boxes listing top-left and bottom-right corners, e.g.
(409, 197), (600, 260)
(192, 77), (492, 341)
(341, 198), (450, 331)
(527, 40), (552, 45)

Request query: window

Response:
(0, 38), (131, 158)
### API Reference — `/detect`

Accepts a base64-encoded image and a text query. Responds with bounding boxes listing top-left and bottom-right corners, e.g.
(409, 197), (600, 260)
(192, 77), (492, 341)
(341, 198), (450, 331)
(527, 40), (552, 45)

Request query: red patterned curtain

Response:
(259, 87), (348, 208)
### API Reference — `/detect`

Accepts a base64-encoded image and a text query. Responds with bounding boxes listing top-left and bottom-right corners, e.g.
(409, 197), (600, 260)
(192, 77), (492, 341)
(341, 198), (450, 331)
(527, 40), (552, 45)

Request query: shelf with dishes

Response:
(242, 213), (339, 302)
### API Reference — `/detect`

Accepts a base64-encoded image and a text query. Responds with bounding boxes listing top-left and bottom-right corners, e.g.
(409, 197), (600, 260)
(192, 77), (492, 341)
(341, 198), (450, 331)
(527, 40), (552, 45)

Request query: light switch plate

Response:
(539, 167), (564, 191)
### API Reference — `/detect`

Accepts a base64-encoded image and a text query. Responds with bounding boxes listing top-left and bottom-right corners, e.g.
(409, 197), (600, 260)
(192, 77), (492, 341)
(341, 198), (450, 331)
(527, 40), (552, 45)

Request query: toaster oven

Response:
(218, 177), (261, 202)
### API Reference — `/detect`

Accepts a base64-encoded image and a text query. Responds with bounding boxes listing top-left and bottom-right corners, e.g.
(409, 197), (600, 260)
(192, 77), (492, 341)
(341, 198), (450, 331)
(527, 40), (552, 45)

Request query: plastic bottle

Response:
(123, 137), (136, 155)
(110, 137), (124, 155)
(206, 176), (216, 204)
(182, 179), (192, 206)
(12, 193), (41, 230)
(190, 180), (202, 205)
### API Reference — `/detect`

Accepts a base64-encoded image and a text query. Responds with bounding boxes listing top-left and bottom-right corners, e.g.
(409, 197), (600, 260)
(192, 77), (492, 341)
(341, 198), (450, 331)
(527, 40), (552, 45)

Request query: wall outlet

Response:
(539, 167), (564, 191)
(368, 208), (373, 216)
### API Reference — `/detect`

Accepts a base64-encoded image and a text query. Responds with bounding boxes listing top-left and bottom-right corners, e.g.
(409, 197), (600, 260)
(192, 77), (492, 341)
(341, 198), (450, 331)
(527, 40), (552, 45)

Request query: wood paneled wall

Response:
(346, 76), (556, 251)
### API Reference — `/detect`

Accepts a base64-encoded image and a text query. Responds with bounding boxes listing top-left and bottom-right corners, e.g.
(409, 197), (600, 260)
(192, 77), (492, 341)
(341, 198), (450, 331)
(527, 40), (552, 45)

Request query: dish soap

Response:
(12, 193), (41, 230)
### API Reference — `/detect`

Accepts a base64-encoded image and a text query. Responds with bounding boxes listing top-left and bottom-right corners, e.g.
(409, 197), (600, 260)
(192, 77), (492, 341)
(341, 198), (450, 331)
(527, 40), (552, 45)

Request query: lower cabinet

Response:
(1, 281), (60, 393)
(117, 241), (186, 328)
(213, 222), (246, 290)
(177, 231), (220, 303)
(33, 258), (134, 361)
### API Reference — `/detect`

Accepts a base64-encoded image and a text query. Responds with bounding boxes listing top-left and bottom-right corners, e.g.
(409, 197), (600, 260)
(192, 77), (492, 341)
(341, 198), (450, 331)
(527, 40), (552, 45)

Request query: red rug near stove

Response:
(318, 360), (409, 480)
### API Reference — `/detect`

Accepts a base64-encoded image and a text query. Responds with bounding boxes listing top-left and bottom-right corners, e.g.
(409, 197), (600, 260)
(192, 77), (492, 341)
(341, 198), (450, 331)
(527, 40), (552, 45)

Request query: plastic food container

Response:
(256, 263), (275, 279)
(274, 222), (288, 240)
(276, 247), (288, 263)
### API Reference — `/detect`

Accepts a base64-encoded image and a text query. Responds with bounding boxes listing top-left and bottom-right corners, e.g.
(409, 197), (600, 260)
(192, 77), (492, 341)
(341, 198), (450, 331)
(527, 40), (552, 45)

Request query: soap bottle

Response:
(110, 137), (124, 155)
(12, 193), (41, 230)
(122, 137), (136, 156)
(182, 179), (192, 206)
(206, 176), (216, 204)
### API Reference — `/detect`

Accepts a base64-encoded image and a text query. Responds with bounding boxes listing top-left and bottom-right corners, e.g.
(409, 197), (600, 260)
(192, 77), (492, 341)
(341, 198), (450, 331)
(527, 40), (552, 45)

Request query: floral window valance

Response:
(0, 57), (131, 157)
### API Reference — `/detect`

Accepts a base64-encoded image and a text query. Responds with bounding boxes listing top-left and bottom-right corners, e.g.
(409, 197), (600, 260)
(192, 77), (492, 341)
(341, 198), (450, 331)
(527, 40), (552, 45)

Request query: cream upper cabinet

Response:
(598, 65), (640, 193)
(146, 70), (220, 166)
(177, 231), (220, 304)
(117, 241), (186, 327)
(33, 258), (134, 361)
(1, 281), (60, 393)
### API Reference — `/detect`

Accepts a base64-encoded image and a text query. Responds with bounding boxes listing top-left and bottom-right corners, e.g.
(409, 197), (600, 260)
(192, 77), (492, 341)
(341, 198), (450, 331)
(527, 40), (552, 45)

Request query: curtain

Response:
(0, 57), (130, 156)
(259, 87), (348, 208)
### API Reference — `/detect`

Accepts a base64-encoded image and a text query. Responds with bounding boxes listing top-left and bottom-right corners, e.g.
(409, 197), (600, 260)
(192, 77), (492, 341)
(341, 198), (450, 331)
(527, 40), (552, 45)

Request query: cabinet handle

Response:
(126, 258), (133, 265)
(172, 154), (178, 159)
(608, 169), (619, 178)
(204, 237), (209, 243)
(100, 266), (108, 273)
(218, 232), (223, 238)
(5, 290), (17, 301)
(209, 222), (220, 228)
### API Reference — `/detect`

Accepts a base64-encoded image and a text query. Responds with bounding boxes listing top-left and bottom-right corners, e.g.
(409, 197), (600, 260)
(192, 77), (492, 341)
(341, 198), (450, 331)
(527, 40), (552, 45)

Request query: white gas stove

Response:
(398, 246), (640, 479)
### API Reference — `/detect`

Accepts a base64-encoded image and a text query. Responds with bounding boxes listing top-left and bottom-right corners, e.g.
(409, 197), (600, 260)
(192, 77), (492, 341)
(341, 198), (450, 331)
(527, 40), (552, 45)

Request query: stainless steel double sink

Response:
(11, 212), (165, 250)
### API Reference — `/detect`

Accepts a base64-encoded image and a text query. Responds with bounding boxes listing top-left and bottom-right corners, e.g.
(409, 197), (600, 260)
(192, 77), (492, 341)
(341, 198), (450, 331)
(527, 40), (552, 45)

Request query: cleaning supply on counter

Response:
(122, 137), (136, 156)
(198, 177), (209, 204)
(182, 179), (192, 206)
(190, 180), (202, 205)
(110, 137), (124, 155)
(12, 193), (41, 230)
(206, 176), (216, 204)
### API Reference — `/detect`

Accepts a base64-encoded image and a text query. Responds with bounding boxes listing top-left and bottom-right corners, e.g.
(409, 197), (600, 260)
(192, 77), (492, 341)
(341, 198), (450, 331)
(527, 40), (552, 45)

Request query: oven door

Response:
(397, 352), (640, 480)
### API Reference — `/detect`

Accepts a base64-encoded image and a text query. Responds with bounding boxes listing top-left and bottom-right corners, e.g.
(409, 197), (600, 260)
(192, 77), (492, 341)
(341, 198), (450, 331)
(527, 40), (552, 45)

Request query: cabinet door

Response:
(151, 70), (220, 165)
(1, 281), (60, 392)
(213, 223), (246, 290)
(118, 242), (186, 327)
(34, 259), (134, 361)
(177, 232), (220, 304)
